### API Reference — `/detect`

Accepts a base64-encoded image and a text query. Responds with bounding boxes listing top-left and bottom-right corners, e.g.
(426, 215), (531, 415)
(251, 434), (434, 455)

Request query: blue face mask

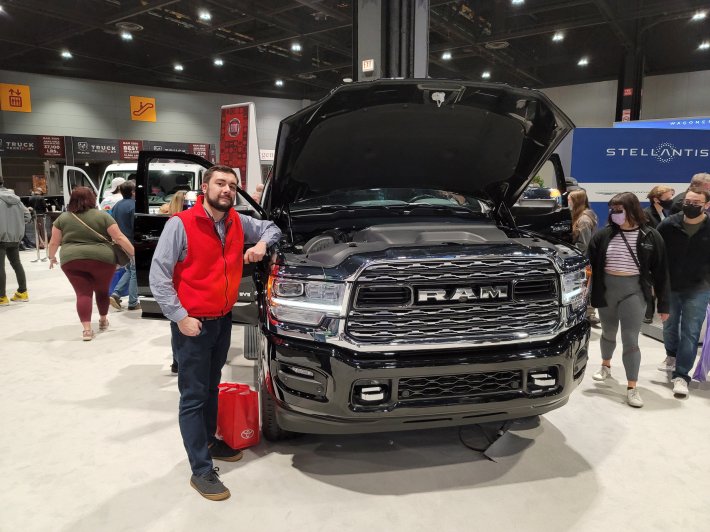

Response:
(611, 212), (626, 225)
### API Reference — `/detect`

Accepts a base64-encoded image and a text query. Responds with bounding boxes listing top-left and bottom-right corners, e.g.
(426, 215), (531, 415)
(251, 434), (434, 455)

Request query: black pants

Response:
(0, 242), (27, 297)
(170, 314), (232, 476)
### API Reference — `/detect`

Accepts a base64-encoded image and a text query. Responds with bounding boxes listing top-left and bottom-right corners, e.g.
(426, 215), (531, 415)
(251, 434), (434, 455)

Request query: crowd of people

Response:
(570, 172), (710, 407)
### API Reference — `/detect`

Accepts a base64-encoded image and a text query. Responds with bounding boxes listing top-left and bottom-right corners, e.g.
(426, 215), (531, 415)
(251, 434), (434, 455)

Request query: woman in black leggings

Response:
(587, 192), (670, 408)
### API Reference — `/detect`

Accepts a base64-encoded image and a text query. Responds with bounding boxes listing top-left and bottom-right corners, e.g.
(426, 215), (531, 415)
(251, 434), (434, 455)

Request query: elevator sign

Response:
(0, 84), (32, 113)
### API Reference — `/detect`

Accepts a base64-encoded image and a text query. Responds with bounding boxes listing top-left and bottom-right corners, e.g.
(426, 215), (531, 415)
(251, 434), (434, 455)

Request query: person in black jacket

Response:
(587, 192), (670, 408)
(656, 186), (710, 398)
(644, 185), (675, 229)
(669, 172), (710, 214)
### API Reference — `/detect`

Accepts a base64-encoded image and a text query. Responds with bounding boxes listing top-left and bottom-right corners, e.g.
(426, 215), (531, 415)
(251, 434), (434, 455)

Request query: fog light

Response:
(527, 367), (559, 395)
(353, 381), (391, 406)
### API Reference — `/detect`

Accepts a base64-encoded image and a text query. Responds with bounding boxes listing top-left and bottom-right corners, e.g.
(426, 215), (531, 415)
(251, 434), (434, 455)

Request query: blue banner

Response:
(571, 128), (710, 224)
(613, 117), (710, 130)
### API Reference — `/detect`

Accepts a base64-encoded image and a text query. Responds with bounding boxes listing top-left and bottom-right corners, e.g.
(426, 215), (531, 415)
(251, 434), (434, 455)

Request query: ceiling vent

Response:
(485, 41), (510, 50)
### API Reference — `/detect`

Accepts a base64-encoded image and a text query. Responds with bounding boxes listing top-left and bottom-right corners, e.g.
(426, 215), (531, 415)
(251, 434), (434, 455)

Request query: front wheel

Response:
(259, 372), (296, 442)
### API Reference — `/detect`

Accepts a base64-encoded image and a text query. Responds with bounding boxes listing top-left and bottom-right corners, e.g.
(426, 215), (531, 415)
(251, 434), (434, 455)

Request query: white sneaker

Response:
(657, 356), (676, 372)
(672, 377), (689, 397)
(592, 365), (612, 381)
(627, 388), (644, 408)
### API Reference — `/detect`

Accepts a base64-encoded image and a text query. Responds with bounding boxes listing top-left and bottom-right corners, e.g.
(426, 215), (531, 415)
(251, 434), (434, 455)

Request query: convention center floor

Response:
(1, 250), (709, 532)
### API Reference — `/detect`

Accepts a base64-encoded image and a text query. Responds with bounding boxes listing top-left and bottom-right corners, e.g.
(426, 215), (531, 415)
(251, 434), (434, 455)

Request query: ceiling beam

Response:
(592, 0), (634, 50)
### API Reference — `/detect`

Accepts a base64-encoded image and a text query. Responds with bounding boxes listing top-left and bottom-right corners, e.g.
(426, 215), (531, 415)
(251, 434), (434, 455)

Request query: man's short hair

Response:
(203, 165), (238, 184)
(690, 173), (710, 188)
(686, 185), (710, 202)
(119, 181), (136, 199)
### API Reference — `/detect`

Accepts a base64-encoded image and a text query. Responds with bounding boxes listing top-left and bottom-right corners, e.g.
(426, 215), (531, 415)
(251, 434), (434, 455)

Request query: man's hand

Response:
(244, 241), (268, 264)
(178, 316), (202, 336)
(659, 313), (670, 322)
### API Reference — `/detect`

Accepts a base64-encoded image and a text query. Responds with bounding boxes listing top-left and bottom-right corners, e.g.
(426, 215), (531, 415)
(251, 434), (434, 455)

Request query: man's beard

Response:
(205, 192), (232, 213)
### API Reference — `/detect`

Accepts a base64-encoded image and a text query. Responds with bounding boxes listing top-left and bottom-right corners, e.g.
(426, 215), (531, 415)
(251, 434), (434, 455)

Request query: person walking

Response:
(644, 185), (675, 229)
(109, 181), (139, 311)
(656, 186), (710, 397)
(149, 165), (281, 501)
(0, 177), (31, 305)
(587, 192), (670, 408)
(568, 189), (600, 326)
(669, 173), (710, 214)
(28, 188), (49, 248)
(47, 187), (134, 340)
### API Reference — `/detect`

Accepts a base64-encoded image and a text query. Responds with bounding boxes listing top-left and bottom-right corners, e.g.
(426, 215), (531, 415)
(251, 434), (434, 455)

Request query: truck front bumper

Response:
(262, 321), (590, 434)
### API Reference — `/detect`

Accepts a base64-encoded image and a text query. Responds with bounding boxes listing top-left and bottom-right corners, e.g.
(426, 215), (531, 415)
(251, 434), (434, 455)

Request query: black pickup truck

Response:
(134, 79), (589, 441)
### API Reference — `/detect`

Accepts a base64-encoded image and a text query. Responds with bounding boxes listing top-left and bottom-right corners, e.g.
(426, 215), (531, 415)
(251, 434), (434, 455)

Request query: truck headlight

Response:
(267, 276), (346, 326)
(561, 267), (590, 311)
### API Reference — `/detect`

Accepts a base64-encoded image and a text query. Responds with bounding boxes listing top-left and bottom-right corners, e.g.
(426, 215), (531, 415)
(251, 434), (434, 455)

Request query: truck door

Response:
(134, 151), (265, 325)
(62, 166), (99, 206)
(510, 154), (572, 242)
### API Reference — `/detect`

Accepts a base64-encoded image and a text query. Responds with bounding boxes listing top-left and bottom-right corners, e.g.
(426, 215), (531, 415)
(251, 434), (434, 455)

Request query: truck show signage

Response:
(0, 134), (64, 157)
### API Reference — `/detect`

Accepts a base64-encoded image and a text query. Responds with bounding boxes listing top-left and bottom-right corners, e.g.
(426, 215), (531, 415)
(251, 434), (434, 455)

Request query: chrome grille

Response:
(398, 370), (522, 402)
(346, 257), (560, 343)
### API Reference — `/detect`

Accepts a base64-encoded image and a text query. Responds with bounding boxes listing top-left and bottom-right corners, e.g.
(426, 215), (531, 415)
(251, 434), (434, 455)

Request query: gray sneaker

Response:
(657, 356), (675, 372)
(592, 365), (612, 381)
(627, 388), (644, 408)
(190, 467), (230, 501)
(672, 377), (689, 397)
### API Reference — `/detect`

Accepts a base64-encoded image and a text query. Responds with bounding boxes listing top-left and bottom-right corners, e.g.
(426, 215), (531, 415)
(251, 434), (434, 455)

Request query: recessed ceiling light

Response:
(275, 79), (284, 87)
(291, 42), (302, 52)
(60, 50), (72, 59)
(198, 10), (211, 21)
(552, 32), (564, 42)
(0, 6), (4, 12)
(174, 63), (184, 71)
(691, 11), (707, 21)
(213, 58), (224, 66)
(511, 0), (525, 5)
(120, 31), (133, 41)
(441, 51), (452, 60)
(481, 71), (491, 79)
(577, 57), (589, 66)
(699, 41), (710, 51)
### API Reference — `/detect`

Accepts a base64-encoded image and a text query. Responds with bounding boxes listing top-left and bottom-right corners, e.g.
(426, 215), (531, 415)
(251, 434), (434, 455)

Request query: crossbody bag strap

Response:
(618, 230), (641, 270)
(70, 212), (110, 243)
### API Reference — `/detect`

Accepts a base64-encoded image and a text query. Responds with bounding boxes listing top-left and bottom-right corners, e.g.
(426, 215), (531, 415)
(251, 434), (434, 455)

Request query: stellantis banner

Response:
(571, 128), (710, 223)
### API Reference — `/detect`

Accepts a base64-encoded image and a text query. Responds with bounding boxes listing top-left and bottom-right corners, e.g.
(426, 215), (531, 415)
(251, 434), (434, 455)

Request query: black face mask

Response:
(682, 204), (704, 219)
(659, 199), (673, 210)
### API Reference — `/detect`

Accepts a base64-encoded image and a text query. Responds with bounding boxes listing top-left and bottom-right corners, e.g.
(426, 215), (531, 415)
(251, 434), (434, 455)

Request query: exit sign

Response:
(362, 59), (375, 73)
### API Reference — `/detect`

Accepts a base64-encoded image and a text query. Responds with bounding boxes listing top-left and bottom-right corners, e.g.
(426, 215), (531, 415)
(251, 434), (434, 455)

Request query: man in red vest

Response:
(149, 165), (280, 501)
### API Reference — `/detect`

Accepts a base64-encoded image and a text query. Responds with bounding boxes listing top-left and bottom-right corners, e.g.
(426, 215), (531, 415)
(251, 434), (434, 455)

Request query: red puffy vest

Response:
(173, 196), (244, 318)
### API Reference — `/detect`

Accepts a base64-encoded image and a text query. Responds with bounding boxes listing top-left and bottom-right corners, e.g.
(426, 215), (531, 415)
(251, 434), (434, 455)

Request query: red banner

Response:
(189, 143), (210, 159)
(219, 105), (249, 189)
(119, 140), (143, 160)
(39, 136), (64, 158)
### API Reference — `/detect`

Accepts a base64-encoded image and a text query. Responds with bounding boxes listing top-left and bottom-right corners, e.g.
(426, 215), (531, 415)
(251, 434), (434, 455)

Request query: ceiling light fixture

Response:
(552, 32), (564, 42)
(60, 50), (72, 59)
(699, 41), (710, 51)
(174, 63), (184, 72)
(275, 79), (284, 87)
(691, 11), (707, 21)
(342, 77), (353, 83)
(291, 42), (302, 52)
(481, 71), (491, 79)
(577, 56), (589, 66)
(213, 58), (224, 66)
(511, 0), (525, 5)
(441, 51), (452, 60)
(198, 10), (211, 21)
(120, 31), (133, 41)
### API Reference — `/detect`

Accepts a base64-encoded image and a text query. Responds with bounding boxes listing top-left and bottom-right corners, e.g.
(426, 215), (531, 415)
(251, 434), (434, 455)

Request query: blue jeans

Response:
(170, 314), (232, 476)
(663, 289), (710, 383)
(112, 260), (137, 306)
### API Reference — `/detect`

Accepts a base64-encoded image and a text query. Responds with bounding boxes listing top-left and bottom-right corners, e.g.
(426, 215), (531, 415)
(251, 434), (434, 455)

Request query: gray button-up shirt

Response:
(149, 213), (281, 322)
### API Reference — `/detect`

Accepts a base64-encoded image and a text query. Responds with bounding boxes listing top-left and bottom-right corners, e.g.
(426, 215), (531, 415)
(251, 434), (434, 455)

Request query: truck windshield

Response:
(147, 170), (196, 207)
(290, 188), (488, 213)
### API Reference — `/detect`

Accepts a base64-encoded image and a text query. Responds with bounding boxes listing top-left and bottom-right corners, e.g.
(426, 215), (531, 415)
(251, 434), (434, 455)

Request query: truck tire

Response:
(260, 374), (295, 442)
(243, 325), (259, 360)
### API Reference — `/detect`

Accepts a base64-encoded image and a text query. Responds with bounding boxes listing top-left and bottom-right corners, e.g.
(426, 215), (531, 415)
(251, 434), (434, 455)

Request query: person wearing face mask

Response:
(587, 192), (670, 408)
(149, 165), (281, 501)
(669, 173), (710, 214)
(644, 185), (675, 229)
(656, 186), (710, 397)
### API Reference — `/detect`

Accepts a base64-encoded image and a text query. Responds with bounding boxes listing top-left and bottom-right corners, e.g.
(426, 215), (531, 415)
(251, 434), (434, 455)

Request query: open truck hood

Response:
(267, 79), (573, 211)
